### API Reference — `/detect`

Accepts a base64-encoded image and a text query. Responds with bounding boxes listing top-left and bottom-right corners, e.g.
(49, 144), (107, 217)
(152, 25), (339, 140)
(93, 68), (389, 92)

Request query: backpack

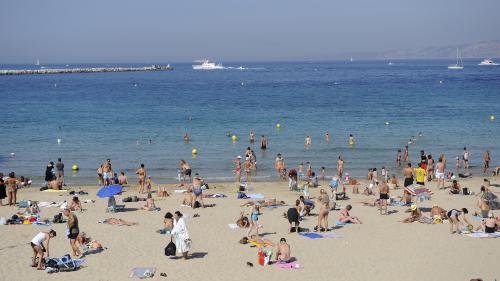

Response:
(53, 213), (63, 224)
(164, 238), (176, 256)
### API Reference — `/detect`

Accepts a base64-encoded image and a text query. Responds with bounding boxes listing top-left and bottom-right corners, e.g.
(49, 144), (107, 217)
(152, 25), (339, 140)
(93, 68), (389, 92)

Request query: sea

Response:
(0, 60), (499, 185)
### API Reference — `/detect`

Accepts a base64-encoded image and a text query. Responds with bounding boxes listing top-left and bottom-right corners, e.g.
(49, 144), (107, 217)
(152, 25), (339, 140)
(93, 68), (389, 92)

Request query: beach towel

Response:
(276, 261), (301, 269)
(174, 189), (187, 193)
(203, 193), (226, 198)
(33, 221), (51, 226)
(42, 189), (69, 193)
(247, 194), (265, 199)
(299, 232), (323, 239)
(228, 223), (239, 229)
(335, 220), (352, 226)
(248, 240), (272, 247)
(129, 267), (156, 278)
(38, 202), (63, 208)
(464, 232), (500, 238)
(264, 204), (288, 209)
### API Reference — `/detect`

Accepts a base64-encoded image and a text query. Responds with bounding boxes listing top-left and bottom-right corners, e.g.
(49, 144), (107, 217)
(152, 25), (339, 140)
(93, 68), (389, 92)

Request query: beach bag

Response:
(164, 238), (176, 256)
(193, 201), (201, 209)
(336, 192), (346, 200)
(462, 188), (470, 195)
(237, 192), (247, 199)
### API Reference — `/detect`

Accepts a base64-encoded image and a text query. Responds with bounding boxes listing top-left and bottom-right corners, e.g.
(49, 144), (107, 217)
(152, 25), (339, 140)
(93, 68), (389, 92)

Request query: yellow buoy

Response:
(276, 123), (281, 129)
(231, 135), (237, 142)
(192, 148), (198, 155)
(71, 164), (79, 171)
(490, 115), (495, 121)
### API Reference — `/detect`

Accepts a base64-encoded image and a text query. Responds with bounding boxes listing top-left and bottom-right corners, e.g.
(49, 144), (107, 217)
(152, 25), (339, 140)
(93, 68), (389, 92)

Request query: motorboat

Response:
(192, 59), (224, 70)
(478, 58), (499, 66)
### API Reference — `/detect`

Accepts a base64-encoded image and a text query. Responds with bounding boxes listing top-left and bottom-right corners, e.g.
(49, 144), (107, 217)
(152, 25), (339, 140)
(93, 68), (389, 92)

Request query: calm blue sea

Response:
(0, 60), (499, 185)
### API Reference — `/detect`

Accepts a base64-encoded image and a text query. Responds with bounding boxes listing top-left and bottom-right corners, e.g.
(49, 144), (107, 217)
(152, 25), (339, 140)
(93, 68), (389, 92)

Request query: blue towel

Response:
(299, 232), (322, 239)
(247, 194), (265, 199)
(335, 220), (352, 226)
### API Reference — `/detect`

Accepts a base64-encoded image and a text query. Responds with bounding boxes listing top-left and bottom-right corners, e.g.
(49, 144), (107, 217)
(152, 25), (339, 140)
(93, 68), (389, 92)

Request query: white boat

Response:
(35, 59), (40, 66)
(478, 58), (499, 66)
(192, 59), (224, 70)
(388, 61), (394, 66)
(448, 48), (464, 70)
(350, 57), (354, 62)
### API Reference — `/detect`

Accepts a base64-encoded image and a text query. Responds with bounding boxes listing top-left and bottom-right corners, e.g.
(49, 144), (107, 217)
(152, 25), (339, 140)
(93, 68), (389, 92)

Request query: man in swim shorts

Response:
(102, 159), (113, 186)
(403, 163), (414, 187)
(260, 135), (267, 150)
(379, 181), (389, 215)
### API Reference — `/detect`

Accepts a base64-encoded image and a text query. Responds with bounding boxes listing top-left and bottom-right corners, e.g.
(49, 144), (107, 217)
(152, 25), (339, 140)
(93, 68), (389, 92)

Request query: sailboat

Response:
(448, 48), (464, 70)
(35, 59), (40, 66)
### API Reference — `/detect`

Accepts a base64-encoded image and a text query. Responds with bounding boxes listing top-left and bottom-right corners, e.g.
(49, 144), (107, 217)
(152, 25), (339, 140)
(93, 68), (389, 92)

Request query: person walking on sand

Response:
(337, 156), (344, 178)
(102, 159), (114, 186)
(379, 180), (389, 215)
(171, 211), (191, 260)
(30, 230), (56, 270)
(63, 208), (81, 257)
(136, 164), (147, 194)
(55, 158), (65, 186)
(483, 150), (491, 174)
(436, 158), (445, 189)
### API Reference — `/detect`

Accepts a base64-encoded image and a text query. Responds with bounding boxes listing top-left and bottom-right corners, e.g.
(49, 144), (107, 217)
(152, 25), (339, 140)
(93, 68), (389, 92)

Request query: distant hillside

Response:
(374, 40), (500, 59)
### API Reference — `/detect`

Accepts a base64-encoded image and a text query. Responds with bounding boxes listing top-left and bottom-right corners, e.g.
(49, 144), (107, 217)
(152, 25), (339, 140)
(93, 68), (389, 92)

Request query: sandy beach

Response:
(1, 176), (499, 281)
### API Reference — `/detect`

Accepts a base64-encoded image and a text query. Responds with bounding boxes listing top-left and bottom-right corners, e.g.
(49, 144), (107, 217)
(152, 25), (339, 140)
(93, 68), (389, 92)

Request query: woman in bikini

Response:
(316, 189), (330, 231)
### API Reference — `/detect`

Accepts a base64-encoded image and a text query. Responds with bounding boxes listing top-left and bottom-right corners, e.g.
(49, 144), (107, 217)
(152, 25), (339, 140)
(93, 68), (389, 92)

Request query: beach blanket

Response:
(264, 204), (288, 209)
(174, 189), (187, 193)
(38, 202), (63, 208)
(276, 261), (301, 269)
(129, 267), (156, 278)
(404, 185), (434, 196)
(228, 223), (239, 229)
(33, 221), (51, 226)
(464, 232), (500, 238)
(203, 193), (226, 198)
(299, 232), (322, 239)
(247, 194), (265, 199)
(42, 189), (69, 193)
(335, 220), (352, 226)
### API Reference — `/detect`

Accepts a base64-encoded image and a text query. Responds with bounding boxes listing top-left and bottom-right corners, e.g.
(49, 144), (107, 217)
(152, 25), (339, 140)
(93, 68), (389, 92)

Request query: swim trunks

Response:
(380, 193), (389, 200)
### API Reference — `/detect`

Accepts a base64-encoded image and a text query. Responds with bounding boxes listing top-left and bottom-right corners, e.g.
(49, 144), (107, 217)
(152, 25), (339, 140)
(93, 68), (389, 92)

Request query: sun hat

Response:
(411, 204), (417, 211)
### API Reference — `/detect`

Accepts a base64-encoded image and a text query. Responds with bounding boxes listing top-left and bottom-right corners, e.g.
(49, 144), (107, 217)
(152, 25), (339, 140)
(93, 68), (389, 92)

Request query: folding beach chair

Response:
(106, 196), (125, 213)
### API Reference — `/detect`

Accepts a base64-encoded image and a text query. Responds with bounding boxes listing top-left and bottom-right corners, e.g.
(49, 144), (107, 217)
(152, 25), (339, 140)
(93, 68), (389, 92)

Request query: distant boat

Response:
(478, 58), (499, 66)
(388, 62), (394, 66)
(192, 59), (224, 70)
(350, 57), (354, 62)
(448, 48), (464, 70)
(35, 59), (40, 66)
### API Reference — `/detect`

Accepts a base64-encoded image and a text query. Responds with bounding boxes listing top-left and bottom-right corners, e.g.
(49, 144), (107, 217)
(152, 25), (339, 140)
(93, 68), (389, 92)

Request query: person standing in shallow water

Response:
(56, 158), (65, 186)
(249, 131), (255, 143)
(325, 132), (331, 143)
(396, 149), (402, 168)
(260, 135), (267, 150)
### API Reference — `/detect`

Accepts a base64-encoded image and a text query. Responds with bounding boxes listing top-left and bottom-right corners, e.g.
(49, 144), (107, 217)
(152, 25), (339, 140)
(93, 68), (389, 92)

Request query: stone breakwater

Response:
(0, 65), (173, 75)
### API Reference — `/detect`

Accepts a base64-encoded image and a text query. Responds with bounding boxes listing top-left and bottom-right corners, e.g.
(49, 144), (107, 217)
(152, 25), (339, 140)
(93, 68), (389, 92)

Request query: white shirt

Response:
(31, 232), (46, 246)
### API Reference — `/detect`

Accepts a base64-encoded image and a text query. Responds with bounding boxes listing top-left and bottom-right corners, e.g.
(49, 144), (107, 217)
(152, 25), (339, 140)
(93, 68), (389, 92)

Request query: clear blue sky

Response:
(1, 0), (499, 63)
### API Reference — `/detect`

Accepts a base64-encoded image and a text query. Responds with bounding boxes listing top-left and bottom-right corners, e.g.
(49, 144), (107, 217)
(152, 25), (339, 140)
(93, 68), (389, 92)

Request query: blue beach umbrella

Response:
(96, 184), (123, 198)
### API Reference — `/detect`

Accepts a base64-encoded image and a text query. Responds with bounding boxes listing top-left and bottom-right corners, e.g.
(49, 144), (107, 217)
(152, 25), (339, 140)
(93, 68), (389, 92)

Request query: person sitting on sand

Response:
(474, 200), (490, 218)
(388, 174), (399, 189)
(286, 200), (301, 233)
(236, 212), (250, 228)
(339, 204), (362, 224)
(430, 204), (447, 220)
(182, 189), (193, 206)
(276, 238), (291, 263)
(102, 218), (138, 226)
(447, 208), (472, 234)
(479, 213), (498, 233)
(30, 230), (56, 270)
(158, 185), (170, 197)
(401, 188), (412, 205)
(316, 189), (330, 231)
(118, 172), (128, 185)
(69, 196), (83, 212)
(402, 204), (422, 223)
(158, 212), (174, 234)
(142, 193), (156, 211)
(77, 232), (104, 250)
(48, 177), (63, 190)
(449, 180), (461, 194)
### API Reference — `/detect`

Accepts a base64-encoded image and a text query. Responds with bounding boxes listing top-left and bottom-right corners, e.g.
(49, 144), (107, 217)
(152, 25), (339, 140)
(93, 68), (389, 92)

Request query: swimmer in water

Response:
(305, 136), (312, 146)
(325, 132), (331, 143)
(348, 134), (355, 145)
(183, 133), (189, 143)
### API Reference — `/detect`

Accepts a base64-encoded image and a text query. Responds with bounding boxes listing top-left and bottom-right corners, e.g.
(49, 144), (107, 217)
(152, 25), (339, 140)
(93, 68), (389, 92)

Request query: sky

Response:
(1, 0), (500, 63)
